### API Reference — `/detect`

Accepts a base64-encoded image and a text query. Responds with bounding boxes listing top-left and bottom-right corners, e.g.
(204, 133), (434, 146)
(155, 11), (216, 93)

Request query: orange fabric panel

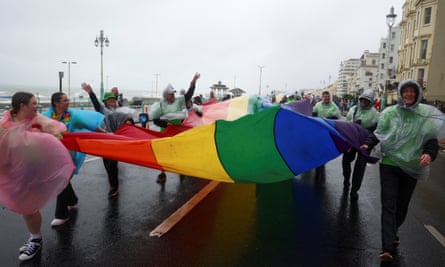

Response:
(77, 139), (164, 170)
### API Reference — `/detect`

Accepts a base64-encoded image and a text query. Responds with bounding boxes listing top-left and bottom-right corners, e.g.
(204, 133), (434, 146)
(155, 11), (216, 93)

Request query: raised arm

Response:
(184, 72), (200, 101)
(81, 82), (101, 112)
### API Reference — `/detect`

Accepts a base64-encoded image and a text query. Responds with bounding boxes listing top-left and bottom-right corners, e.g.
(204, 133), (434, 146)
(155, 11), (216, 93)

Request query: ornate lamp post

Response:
(95, 30), (110, 99)
(258, 65), (265, 96)
(154, 73), (160, 99)
(382, 6), (397, 109)
(61, 61), (77, 99)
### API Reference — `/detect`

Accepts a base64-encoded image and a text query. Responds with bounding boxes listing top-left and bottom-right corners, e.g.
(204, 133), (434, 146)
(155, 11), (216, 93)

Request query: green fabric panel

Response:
(215, 106), (294, 183)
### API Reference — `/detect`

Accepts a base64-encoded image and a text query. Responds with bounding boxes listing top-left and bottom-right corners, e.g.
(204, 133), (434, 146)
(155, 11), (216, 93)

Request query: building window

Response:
(389, 57), (393, 64)
(424, 7), (432, 25)
(415, 10), (420, 29)
(381, 63), (384, 69)
(382, 53), (386, 59)
(391, 31), (396, 40)
(418, 68), (425, 80)
(420, 40), (428, 59)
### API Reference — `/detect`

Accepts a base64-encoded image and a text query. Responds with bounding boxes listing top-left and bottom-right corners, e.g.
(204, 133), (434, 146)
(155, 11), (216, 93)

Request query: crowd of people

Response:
(1, 77), (443, 262)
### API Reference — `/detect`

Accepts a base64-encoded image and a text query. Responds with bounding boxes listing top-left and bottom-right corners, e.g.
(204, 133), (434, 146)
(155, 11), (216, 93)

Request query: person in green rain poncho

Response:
(312, 90), (341, 179)
(148, 72), (200, 184)
(342, 89), (380, 200)
(312, 91), (341, 119)
(362, 80), (445, 262)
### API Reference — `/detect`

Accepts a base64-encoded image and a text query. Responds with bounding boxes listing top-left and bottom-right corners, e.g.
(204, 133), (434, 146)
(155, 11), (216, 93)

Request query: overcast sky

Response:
(0, 0), (405, 96)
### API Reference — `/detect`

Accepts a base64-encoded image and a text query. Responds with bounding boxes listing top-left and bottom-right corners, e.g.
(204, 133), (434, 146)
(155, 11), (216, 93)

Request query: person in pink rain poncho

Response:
(0, 92), (74, 261)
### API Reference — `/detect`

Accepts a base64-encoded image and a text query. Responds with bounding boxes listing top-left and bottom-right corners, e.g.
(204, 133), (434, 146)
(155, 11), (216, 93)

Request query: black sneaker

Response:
(379, 251), (393, 261)
(157, 172), (166, 184)
(108, 188), (119, 199)
(18, 238), (42, 261)
(392, 236), (400, 247)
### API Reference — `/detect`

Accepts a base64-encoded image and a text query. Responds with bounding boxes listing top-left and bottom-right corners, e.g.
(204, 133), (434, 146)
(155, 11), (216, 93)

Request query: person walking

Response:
(312, 91), (341, 178)
(342, 89), (379, 200)
(312, 91), (341, 119)
(361, 80), (443, 261)
(0, 92), (74, 261)
(82, 84), (132, 198)
(43, 92), (104, 226)
(149, 72), (200, 183)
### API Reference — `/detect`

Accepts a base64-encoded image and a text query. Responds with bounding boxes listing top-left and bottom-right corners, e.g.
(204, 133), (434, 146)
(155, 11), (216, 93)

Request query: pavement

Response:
(1, 151), (445, 266)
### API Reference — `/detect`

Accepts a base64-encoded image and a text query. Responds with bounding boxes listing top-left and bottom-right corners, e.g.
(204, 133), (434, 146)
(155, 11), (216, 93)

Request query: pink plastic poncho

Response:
(0, 111), (74, 214)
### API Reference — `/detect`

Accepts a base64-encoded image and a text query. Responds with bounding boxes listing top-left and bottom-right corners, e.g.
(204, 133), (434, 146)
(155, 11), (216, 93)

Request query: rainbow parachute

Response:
(61, 95), (375, 183)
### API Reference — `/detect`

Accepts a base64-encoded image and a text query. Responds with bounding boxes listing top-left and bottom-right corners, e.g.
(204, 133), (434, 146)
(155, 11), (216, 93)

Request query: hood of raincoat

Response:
(102, 112), (134, 132)
(162, 84), (176, 100)
(397, 80), (423, 110)
(358, 89), (375, 110)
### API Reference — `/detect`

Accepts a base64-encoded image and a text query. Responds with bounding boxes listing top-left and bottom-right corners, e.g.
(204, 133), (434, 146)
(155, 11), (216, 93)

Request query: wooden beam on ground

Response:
(150, 180), (220, 237)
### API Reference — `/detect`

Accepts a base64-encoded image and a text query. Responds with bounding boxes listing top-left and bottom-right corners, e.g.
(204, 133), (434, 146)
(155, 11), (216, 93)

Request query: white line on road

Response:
(424, 224), (445, 247)
(85, 156), (100, 163)
(150, 180), (220, 238)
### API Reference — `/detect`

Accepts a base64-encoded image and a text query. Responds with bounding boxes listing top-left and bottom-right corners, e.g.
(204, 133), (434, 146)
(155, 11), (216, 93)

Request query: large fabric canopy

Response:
(61, 95), (376, 184)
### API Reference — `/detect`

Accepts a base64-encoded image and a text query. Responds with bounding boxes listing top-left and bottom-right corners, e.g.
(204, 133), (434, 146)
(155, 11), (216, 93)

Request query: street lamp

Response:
(61, 61), (77, 99)
(154, 73), (160, 99)
(258, 65), (265, 96)
(95, 30), (110, 99)
(382, 6), (397, 109)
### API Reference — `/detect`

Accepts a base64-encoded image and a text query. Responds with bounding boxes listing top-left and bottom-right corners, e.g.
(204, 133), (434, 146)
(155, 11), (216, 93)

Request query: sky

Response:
(0, 0), (405, 97)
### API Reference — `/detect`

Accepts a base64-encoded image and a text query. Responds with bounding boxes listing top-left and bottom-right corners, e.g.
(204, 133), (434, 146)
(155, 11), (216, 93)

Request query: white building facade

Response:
(355, 50), (380, 97)
(377, 25), (401, 96)
(337, 58), (361, 97)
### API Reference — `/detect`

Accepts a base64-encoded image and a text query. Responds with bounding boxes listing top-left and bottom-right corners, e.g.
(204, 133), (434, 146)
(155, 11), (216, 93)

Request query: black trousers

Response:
(103, 158), (119, 189)
(380, 164), (417, 252)
(54, 181), (78, 219)
(342, 148), (368, 192)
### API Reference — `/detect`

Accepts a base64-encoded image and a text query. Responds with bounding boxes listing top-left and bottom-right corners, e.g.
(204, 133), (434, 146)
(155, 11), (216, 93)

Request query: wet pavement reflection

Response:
(1, 154), (445, 266)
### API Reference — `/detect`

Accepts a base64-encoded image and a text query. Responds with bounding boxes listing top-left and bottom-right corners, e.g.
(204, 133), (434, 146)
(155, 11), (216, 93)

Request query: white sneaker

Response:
(50, 218), (69, 227)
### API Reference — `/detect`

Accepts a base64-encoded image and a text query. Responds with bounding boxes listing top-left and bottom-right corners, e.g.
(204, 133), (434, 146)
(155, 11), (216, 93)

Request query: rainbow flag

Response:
(61, 96), (376, 183)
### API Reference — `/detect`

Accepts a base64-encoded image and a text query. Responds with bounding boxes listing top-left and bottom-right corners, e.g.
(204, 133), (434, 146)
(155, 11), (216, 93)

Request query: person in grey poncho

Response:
(82, 83), (134, 198)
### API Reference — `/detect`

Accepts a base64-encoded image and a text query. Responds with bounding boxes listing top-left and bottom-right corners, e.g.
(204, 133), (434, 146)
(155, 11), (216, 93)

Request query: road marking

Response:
(150, 180), (220, 238)
(85, 156), (100, 163)
(424, 224), (445, 247)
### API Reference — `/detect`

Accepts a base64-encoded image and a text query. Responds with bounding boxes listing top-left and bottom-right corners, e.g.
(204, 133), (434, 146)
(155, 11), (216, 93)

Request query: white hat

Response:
(163, 84), (175, 95)
(162, 84), (176, 100)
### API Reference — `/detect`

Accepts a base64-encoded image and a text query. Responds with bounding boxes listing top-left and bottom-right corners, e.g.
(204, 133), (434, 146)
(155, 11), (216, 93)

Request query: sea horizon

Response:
(0, 83), (157, 101)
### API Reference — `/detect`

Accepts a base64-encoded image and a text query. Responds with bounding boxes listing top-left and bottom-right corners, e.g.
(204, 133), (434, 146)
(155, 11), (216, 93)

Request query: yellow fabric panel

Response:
(152, 124), (234, 183)
(226, 96), (249, 121)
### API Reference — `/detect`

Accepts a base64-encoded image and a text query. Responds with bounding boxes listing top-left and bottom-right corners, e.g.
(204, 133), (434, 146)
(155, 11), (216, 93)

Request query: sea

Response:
(0, 84), (157, 119)
(0, 84), (156, 102)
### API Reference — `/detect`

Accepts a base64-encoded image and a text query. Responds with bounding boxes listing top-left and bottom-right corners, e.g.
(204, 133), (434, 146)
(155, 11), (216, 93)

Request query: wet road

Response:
(1, 151), (445, 266)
